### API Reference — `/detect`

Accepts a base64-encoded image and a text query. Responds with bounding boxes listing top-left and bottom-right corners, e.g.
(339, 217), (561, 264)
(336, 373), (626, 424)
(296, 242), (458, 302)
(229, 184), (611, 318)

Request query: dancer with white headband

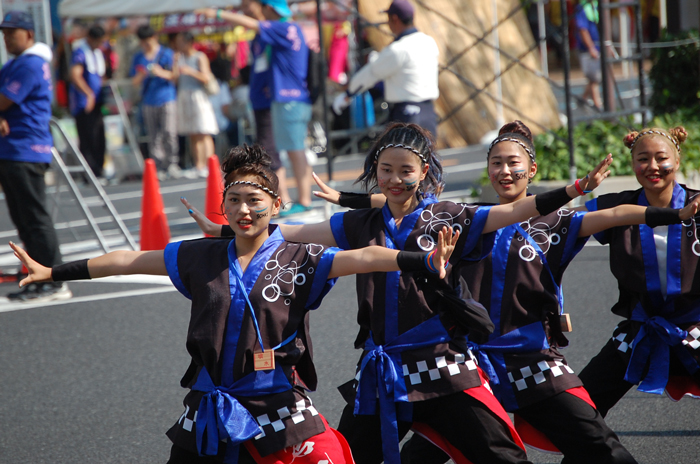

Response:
(579, 125), (700, 417)
(10, 144), (462, 464)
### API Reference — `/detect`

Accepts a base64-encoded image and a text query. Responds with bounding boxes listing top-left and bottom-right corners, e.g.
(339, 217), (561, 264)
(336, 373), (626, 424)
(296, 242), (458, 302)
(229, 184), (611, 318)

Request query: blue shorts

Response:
(271, 100), (311, 151)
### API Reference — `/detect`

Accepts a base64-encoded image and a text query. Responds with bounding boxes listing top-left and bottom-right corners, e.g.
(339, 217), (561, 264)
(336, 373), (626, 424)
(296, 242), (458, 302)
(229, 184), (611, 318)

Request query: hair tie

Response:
(375, 143), (428, 164)
(487, 136), (536, 164)
(629, 130), (681, 153)
(224, 180), (279, 198)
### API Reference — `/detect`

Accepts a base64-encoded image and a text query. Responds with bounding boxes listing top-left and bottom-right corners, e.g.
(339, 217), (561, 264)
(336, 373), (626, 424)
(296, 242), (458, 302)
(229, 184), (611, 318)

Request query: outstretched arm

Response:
(312, 172), (386, 208)
(484, 153), (613, 233)
(197, 8), (260, 31)
(578, 197), (700, 237)
(328, 227), (458, 279)
(10, 242), (167, 287)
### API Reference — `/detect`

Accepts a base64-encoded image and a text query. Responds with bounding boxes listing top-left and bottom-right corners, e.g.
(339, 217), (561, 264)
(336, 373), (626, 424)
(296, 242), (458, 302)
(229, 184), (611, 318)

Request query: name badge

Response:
(254, 349), (275, 371)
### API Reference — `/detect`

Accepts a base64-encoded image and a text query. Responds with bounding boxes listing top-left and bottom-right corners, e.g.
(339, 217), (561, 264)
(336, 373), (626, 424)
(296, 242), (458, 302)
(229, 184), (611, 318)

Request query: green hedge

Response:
(649, 30), (700, 114)
(529, 107), (700, 181)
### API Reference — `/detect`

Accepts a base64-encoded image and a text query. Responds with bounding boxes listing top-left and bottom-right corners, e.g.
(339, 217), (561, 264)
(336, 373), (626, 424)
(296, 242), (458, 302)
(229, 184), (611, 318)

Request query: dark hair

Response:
(356, 122), (444, 196)
(178, 31), (194, 45)
(222, 144), (280, 200)
(136, 25), (155, 40)
(87, 25), (105, 39)
(488, 120), (536, 163)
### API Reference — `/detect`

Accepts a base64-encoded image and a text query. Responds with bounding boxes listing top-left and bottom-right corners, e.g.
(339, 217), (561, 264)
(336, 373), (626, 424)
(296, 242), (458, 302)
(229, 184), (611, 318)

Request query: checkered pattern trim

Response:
(612, 331), (632, 353)
(255, 398), (319, 440)
(507, 360), (574, 392)
(402, 352), (478, 386)
(682, 327), (700, 350)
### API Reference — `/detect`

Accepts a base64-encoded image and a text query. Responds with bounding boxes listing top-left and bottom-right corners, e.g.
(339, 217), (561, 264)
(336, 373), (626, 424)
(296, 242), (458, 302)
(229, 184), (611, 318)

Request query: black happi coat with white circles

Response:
(163, 226), (338, 458)
(462, 209), (589, 411)
(330, 197), (494, 402)
(586, 183), (700, 391)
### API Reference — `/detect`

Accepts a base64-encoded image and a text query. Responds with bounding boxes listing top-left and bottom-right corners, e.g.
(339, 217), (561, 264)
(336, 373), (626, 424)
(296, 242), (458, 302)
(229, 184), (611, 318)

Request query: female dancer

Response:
(310, 122), (698, 464)
(185, 123), (636, 464)
(10, 145), (459, 464)
(578, 126), (700, 416)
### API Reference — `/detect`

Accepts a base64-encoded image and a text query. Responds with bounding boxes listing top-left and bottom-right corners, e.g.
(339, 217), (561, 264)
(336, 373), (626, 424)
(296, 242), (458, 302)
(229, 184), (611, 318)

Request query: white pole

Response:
(659, 0), (667, 30)
(537, 0), (549, 77)
(491, 0), (504, 127)
(620, 7), (630, 78)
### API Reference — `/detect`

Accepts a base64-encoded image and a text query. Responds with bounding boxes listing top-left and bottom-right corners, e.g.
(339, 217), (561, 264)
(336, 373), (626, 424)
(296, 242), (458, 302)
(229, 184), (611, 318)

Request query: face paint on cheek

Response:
(513, 170), (528, 181)
(660, 163), (675, 177)
(256, 213), (269, 219)
(254, 206), (268, 214)
(404, 179), (419, 191)
(634, 165), (646, 177)
(377, 177), (387, 188)
(490, 172), (498, 184)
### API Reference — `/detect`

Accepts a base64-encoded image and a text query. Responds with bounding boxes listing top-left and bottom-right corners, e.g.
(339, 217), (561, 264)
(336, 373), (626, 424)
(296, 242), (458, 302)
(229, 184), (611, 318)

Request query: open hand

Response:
(9, 241), (52, 287)
(580, 153), (613, 193)
(680, 195), (700, 221)
(181, 197), (222, 236)
(433, 226), (460, 279)
(312, 172), (340, 205)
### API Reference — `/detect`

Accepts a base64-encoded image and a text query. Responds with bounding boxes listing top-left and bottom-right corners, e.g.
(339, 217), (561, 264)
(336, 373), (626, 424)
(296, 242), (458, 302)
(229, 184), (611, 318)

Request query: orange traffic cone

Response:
(140, 159), (171, 250)
(204, 155), (228, 237)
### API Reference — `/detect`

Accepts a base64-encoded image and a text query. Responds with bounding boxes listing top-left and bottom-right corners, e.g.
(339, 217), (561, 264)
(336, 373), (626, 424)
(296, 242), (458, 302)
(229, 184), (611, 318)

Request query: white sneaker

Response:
(6, 282), (72, 303)
(167, 164), (184, 179)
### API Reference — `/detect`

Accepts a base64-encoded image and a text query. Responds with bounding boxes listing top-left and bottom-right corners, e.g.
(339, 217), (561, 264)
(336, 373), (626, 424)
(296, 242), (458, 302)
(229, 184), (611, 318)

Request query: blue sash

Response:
(193, 366), (292, 463)
(354, 315), (451, 464)
(624, 304), (700, 394)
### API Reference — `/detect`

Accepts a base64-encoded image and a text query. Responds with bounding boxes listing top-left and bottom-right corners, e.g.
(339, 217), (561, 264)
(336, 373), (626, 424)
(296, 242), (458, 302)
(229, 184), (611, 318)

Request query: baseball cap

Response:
(260, 0), (292, 18)
(382, 0), (414, 22)
(0, 11), (34, 31)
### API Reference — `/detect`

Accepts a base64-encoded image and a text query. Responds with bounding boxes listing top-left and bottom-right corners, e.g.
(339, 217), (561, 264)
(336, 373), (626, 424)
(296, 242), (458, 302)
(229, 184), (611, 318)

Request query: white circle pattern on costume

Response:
(682, 194), (700, 257)
(262, 244), (325, 304)
(515, 208), (575, 263)
(415, 202), (476, 251)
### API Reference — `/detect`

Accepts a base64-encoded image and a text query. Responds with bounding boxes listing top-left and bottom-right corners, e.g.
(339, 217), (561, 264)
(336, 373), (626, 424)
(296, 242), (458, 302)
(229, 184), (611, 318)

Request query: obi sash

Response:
(192, 366), (292, 463)
(354, 315), (452, 464)
(624, 304), (700, 394)
(468, 322), (550, 411)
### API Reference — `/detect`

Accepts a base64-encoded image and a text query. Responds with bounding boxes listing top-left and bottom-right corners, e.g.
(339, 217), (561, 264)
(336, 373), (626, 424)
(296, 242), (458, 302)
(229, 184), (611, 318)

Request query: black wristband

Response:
(338, 192), (372, 209)
(645, 207), (681, 228)
(397, 251), (429, 273)
(221, 225), (235, 237)
(535, 186), (574, 216)
(51, 259), (91, 282)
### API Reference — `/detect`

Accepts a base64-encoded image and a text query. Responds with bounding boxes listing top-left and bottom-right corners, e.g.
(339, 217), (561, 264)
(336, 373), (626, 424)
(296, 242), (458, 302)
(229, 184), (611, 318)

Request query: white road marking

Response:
(0, 286), (178, 313)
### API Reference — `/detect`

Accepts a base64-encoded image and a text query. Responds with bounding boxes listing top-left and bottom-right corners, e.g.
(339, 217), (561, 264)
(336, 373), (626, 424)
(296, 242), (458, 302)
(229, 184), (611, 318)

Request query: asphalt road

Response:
(1, 149), (699, 464)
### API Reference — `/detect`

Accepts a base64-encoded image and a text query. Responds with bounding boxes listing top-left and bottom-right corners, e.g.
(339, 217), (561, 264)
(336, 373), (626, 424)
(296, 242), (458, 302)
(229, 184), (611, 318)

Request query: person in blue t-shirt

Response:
(574, 0), (602, 109)
(199, 1), (314, 217)
(0, 11), (71, 302)
(130, 25), (179, 178)
(69, 24), (107, 177)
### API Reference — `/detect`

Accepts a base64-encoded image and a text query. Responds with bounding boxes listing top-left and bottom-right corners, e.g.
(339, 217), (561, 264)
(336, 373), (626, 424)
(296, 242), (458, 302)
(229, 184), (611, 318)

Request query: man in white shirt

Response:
(333, 0), (439, 137)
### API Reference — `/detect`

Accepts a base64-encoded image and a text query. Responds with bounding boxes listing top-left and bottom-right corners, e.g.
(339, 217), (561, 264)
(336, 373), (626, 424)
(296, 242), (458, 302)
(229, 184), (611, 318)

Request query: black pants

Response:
(253, 109), (281, 172)
(338, 391), (531, 464)
(0, 160), (61, 267)
(579, 337), (700, 418)
(389, 101), (438, 140)
(75, 107), (106, 177)
(401, 391), (637, 464)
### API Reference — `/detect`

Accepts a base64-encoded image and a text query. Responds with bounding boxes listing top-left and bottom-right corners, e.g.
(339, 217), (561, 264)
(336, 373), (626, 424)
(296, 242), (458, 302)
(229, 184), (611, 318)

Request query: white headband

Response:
(488, 136), (536, 164)
(375, 143), (428, 164)
(630, 130), (681, 153)
(224, 180), (279, 198)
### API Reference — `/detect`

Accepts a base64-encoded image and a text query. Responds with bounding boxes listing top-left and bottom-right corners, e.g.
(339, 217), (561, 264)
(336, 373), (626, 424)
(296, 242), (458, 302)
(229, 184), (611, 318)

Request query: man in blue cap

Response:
(0, 11), (71, 302)
(332, 0), (439, 138)
(198, 1), (314, 217)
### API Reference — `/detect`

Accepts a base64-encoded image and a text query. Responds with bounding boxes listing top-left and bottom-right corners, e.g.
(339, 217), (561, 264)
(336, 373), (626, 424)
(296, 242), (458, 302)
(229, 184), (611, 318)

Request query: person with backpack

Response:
(199, 1), (315, 217)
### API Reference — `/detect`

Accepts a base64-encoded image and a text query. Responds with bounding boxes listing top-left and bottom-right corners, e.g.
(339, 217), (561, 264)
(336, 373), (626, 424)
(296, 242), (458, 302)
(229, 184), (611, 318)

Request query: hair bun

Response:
(623, 131), (639, 149)
(669, 126), (688, 145)
(498, 120), (533, 143)
(222, 144), (272, 174)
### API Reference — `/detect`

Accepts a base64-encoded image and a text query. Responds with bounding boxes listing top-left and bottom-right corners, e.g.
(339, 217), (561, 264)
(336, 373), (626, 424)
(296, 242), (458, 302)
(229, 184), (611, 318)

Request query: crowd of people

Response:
(3, 1), (700, 464)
